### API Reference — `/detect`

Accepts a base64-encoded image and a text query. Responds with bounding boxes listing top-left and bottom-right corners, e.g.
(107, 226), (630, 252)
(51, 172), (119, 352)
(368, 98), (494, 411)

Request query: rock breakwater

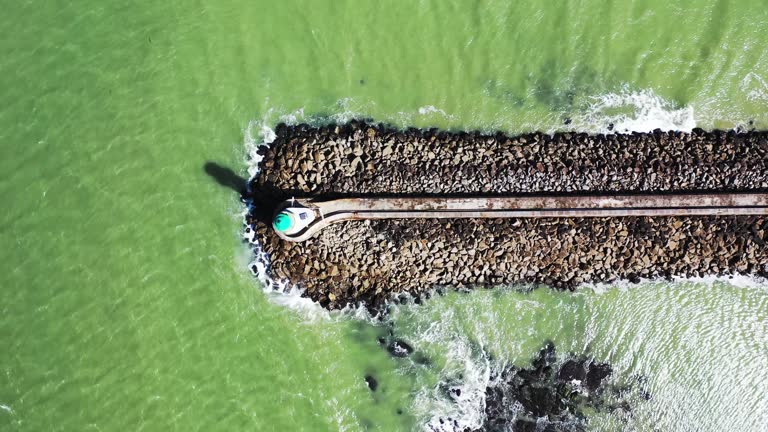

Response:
(246, 122), (768, 310)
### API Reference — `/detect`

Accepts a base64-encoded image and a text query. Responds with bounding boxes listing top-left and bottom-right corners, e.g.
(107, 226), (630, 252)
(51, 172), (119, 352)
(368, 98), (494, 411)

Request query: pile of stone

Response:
(464, 342), (643, 432)
(246, 121), (768, 310)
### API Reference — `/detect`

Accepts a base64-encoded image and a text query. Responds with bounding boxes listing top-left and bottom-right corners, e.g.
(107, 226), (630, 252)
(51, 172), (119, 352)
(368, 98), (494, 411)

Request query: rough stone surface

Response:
(246, 121), (768, 310)
(463, 342), (642, 432)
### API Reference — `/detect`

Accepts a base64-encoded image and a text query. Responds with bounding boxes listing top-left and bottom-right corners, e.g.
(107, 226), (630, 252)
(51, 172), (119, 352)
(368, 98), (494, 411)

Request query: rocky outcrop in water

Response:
(246, 121), (768, 310)
(465, 342), (644, 432)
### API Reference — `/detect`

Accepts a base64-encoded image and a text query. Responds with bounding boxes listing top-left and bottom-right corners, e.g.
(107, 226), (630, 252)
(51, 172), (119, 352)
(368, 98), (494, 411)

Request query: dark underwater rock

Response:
(585, 362), (613, 391)
(387, 339), (414, 358)
(364, 374), (378, 392)
(472, 342), (643, 432)
(558, 359), (587, 382)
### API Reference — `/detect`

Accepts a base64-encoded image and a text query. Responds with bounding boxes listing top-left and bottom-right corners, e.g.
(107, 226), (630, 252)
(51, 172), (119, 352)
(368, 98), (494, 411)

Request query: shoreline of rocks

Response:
(245, 121), (768, 311)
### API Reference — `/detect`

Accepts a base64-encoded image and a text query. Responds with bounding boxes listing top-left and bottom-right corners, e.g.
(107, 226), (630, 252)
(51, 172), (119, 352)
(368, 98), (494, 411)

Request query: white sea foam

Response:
(669, 273), (768, 292)
(417, 331), (493, 431)
(582, 274), (768, 295)
(417, 105), (455, 120)
(741, 72), (768, 102)
(573, 88), (696, 134)
(244, 119), (273, 178)
(0, 404), (12, 414)
(330, 98), (365, 124)
(390, 298), (502, 432)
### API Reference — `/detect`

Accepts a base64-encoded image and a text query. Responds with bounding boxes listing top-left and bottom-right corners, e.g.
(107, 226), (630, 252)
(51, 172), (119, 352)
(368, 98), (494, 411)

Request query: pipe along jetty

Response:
(245, 122), (768, 311)
(271, 194), (768, 242)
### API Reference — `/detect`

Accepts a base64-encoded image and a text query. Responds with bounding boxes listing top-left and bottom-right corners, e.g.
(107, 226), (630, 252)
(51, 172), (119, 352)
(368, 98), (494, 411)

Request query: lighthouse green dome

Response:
(272, 212), (293, 232)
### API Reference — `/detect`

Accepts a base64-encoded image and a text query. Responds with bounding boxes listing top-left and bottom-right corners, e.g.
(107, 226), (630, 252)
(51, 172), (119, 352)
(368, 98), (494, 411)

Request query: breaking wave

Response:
(572, 87), (696, 134)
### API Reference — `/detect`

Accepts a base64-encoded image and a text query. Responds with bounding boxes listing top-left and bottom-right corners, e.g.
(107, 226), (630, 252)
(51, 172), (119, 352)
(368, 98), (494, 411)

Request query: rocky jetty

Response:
(246, 121), (768, 310)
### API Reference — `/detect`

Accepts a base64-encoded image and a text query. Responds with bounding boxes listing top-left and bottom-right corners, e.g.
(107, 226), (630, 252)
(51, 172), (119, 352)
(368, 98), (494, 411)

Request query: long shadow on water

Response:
(204, 161), (284, 223)
(204, 161), (248, 198)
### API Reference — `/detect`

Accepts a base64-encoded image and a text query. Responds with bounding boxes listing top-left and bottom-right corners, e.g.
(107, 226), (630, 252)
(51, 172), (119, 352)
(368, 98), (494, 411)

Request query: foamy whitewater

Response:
(741, 72), (768, 103)
(240, 92), (768, 431)
(572, 87), (696, 134)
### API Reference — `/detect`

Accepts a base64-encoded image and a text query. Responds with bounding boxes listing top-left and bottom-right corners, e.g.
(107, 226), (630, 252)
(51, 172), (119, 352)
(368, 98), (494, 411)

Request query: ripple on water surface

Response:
(376, 280), (768, 431)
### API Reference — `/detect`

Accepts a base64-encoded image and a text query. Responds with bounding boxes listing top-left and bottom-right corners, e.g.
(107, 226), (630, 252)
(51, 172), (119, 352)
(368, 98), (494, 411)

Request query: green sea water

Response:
(2, 1), (767, 431)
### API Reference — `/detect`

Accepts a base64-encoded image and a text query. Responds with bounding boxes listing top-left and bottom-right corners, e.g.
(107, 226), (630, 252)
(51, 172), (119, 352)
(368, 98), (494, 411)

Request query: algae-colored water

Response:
(2, 1), (767, 431)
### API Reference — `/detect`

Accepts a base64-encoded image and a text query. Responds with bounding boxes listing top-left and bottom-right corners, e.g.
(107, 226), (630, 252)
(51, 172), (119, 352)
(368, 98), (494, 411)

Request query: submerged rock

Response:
(512, 418), (538, 432)
(387, 339), (414, 358)
(472, 343), (644, 432)
(558, 359), (587, 382)
(585, 362), (613, 392)
(364, 374), (378, 392)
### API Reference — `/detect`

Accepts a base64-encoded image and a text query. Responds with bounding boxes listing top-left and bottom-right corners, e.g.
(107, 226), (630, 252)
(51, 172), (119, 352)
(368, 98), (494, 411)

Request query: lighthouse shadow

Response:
(204, 161), (248, 198)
